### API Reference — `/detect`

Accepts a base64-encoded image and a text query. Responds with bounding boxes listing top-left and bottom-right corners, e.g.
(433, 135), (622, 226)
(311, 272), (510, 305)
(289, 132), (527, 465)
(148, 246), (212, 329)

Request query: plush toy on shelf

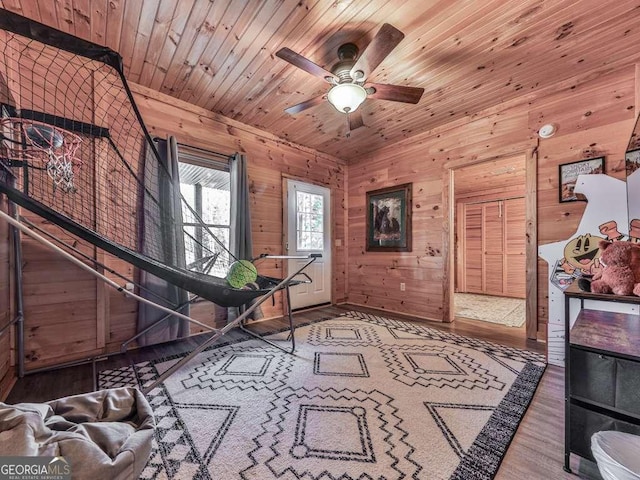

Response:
(587, 240), (640, 296)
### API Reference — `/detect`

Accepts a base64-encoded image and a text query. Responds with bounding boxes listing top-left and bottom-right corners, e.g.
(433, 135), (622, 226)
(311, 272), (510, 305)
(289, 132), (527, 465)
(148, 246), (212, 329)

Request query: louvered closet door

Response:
(483, 201), (504, 295)
(463, 203), (483, 293)
(459, 198), (525, 298)
(504, 197), (526, 298)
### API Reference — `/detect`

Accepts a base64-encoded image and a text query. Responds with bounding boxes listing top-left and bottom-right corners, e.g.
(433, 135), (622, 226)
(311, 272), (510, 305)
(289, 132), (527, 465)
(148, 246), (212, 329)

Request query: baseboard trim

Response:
(342, 302), (442, 324)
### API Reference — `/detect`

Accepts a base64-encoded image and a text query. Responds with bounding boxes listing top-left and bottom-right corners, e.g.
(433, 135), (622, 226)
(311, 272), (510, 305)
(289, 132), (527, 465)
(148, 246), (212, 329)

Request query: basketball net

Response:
(0, 117), (82, 193)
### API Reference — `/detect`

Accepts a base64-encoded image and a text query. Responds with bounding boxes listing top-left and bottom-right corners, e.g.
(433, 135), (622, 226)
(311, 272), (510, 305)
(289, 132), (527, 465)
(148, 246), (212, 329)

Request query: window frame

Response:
(177, 144), (232, 275)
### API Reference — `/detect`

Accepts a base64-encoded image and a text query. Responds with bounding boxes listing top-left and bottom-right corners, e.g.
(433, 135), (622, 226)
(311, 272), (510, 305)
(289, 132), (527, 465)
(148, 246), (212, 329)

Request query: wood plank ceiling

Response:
(2, 0), (640, 161)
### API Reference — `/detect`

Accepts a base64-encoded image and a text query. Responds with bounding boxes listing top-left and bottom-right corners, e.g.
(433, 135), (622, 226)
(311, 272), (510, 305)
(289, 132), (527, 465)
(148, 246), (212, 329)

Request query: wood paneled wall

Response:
(347, 65), (636, 339)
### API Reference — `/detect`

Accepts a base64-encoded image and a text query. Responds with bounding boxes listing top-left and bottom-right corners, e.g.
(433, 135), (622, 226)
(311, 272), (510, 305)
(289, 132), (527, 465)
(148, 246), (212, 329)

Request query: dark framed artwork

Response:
(625, 148), (640, 177)
(366, 183), (412, 252)
(558, 157), (605, 203)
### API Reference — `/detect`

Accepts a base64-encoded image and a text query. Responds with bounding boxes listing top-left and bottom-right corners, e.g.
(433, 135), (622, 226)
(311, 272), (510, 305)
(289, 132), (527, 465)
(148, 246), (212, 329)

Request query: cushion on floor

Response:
(0, 387), (154, 480)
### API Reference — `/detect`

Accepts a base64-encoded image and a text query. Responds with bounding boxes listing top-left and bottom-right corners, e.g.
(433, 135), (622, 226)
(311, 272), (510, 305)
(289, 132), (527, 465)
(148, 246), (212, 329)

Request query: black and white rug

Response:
(99, 311), (546, 480)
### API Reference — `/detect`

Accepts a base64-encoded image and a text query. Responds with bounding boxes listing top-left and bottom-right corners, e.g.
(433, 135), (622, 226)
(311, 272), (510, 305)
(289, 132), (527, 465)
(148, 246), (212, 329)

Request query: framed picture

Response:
(626, 149), (640, 177)
(558, 157), (605, 203)
(366, 183), (412, 252)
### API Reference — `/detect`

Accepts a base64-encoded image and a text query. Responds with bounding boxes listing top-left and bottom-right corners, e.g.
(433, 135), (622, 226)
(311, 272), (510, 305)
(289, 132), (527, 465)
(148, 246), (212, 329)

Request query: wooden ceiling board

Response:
(178, 0), (256, 105)
(183, 0), (263, 105)
(147, 0), (197, 92)
(103, 0), (125, 54)
(127, 0), (160, 82)
(4, 0), (640, 160)
(257, 0), (548, 145)
(243, 0), (416, 129)
(71, 0), (93, 41)
(208, 0), (333, 113)
(198, 0), (306, 111)
(135, 0), (179, 85)
(161, 0), (229, 96)
(154, 0), (217, 96)
(54, 0), (73, 35)
(318, 3), (640, 157)
(118, 0), (145, 73)
(199, 0), (383, 113)
(89, 0), (108, 46)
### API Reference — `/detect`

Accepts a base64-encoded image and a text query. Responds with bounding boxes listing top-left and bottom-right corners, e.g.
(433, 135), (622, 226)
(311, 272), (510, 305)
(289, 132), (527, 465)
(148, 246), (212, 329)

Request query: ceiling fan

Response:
(275, 24), (424, 135)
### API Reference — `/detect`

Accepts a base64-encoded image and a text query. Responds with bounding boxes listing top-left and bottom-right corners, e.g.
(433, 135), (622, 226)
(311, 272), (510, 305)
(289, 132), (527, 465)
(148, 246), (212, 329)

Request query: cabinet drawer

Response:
(570, 405), (640, 461)
(615, 358), (640, 416)
(570, 348), (615, 406)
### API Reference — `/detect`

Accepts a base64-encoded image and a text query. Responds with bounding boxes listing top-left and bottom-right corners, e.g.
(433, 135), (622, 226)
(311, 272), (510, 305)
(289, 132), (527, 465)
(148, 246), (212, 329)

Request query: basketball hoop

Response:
(0, 117), (82, 193)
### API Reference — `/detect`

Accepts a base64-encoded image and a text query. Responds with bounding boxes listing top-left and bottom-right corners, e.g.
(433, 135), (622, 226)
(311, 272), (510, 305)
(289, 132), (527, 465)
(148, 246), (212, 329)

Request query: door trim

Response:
(443, 150), (538, 340)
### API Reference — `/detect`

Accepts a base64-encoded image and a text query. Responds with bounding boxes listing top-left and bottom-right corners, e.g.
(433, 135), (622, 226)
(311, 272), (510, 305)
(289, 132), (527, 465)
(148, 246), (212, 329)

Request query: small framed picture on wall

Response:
(558, 157), (605, 203)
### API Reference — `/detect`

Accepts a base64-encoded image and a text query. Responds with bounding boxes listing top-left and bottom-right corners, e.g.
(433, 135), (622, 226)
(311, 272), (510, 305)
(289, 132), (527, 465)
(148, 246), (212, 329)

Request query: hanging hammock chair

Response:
(0, 9), (312, 309)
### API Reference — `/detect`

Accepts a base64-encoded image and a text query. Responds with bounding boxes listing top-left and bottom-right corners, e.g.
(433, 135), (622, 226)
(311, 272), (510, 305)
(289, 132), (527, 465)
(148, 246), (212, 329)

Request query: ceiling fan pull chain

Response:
(345, 111), (351, 138)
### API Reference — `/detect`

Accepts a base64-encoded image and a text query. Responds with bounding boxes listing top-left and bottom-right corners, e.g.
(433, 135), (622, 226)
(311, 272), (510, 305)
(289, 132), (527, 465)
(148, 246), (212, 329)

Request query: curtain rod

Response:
(152, 137), (232, 161)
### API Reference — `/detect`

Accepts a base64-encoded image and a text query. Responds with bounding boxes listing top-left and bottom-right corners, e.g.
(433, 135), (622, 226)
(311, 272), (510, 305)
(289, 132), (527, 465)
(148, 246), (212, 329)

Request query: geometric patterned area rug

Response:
(455, 293), (526, 328)
(99, 311), (545, 480)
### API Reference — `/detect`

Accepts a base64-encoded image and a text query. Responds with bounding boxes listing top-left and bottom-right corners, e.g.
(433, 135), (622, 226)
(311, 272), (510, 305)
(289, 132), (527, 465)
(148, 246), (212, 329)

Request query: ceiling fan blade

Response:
(366, 83), (424, 104)
(276, 48), (337, 83)
(348, 110), (364, 130)
(350, 24), (405, 81)
(284, 94), (326, 115)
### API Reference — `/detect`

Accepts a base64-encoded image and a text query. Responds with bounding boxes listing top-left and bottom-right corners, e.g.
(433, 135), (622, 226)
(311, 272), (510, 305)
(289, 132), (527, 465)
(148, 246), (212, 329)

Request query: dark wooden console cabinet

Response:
(564, 284), (640, 472)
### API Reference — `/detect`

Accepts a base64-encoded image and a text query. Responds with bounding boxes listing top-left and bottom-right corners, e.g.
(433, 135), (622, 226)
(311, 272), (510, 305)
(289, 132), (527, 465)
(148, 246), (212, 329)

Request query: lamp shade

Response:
(327, 83), (367, 113)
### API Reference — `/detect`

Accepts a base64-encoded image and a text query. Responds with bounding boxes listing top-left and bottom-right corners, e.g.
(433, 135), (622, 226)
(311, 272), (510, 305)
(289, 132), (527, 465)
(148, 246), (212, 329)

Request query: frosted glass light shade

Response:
(327, 83), (367, 113)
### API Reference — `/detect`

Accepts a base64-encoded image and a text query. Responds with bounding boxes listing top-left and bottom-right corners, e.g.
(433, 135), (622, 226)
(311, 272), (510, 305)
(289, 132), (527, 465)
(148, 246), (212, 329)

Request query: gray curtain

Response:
(137, 136), (190, 346)
(228, 153), (262, 321)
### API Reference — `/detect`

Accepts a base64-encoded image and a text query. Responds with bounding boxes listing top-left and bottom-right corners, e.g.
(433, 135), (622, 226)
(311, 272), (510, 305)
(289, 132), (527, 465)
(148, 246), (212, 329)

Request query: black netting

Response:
(0, 11), (275, 307)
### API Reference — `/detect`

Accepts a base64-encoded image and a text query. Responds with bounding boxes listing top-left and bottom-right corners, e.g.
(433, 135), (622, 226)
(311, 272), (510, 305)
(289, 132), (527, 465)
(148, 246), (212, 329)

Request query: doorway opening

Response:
(450, 154), (535, 337)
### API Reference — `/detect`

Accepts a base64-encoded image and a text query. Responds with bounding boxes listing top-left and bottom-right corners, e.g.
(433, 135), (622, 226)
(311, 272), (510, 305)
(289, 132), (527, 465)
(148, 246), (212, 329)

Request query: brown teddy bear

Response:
(590, 240), (640, 296)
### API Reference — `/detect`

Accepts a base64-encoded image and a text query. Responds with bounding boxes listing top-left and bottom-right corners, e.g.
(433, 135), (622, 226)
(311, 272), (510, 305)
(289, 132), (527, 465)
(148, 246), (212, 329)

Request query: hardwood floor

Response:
(6, 304), (596, 479)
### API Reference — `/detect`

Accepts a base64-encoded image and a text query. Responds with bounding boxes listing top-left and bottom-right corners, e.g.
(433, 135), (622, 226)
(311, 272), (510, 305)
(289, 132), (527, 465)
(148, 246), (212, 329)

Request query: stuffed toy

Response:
(588, 240), (640, 296)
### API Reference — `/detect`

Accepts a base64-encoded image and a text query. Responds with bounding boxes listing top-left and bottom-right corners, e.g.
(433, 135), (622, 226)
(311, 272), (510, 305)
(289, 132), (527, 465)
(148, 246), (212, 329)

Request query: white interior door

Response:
(286, 180), (331, 309)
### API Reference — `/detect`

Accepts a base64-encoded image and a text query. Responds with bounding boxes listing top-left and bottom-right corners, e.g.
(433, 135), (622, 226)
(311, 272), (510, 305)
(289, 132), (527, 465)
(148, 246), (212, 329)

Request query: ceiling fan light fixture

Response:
(327, 83), (367, 113)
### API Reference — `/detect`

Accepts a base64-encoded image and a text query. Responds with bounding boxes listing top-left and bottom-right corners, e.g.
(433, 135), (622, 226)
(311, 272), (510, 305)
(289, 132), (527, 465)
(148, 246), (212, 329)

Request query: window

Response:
(178, 146), (231, 278)
(296, 190), (324, 250)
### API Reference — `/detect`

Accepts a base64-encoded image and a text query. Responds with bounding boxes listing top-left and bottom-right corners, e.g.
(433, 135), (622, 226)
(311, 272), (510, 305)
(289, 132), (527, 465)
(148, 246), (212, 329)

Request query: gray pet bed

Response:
(0, 387), (154, 479)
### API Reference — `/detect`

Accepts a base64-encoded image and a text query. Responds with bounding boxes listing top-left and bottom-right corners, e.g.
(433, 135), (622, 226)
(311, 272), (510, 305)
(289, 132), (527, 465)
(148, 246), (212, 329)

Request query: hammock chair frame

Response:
(0, 9), (323, 392)
(0, 208), (318, 393)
